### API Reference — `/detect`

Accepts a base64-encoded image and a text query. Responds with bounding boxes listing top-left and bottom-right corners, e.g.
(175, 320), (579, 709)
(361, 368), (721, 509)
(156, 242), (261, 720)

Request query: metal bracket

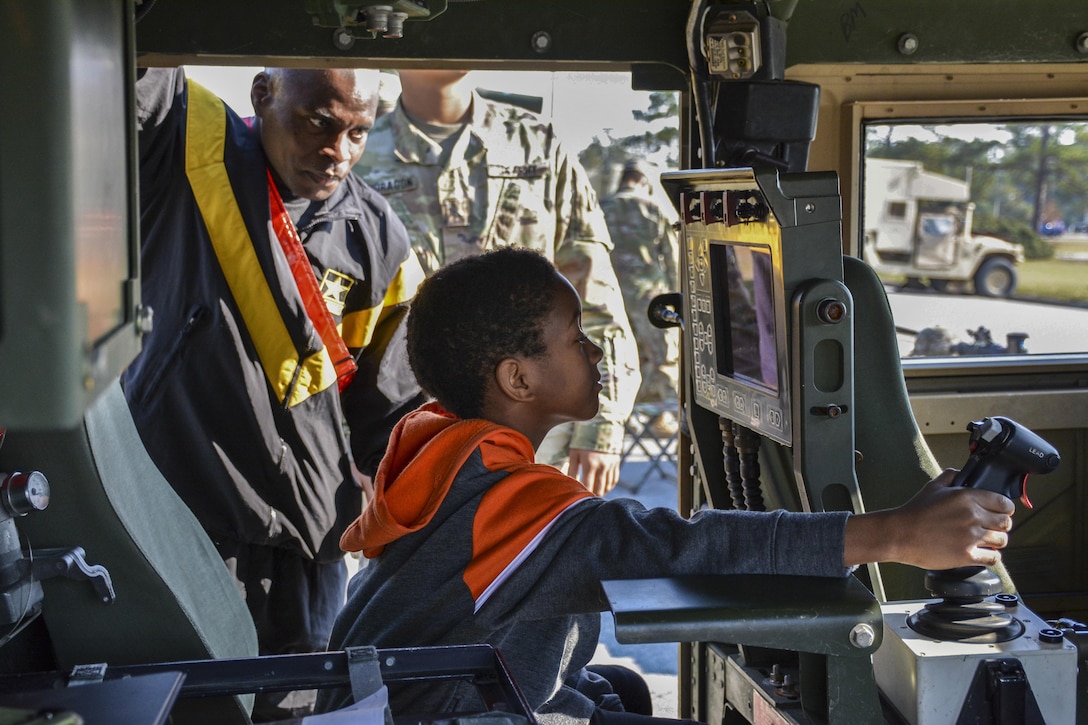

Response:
(28, 547), (115, 604)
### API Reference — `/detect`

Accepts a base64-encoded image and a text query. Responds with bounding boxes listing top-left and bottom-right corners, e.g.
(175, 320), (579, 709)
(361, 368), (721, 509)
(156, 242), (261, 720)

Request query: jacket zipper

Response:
(136, 306), (207, 406)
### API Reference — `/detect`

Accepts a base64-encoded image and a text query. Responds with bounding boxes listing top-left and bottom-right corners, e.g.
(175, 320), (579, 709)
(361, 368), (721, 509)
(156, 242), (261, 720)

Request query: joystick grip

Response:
(909, 416), (1062, 643)
(953, 416), (1061, 508)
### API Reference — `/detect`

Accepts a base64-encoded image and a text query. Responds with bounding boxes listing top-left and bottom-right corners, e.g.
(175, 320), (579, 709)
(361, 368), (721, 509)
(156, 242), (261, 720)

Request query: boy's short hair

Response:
(407, 247), (560, 419)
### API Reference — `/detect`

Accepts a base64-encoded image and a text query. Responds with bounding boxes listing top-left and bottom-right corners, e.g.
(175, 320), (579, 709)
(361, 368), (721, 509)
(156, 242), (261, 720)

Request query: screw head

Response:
(1076, 32), (1088, 55)
(332, 28), (355, 51)
(531, 31), (552, 54)
(897, 33), (919, 56)
(850, 623), (877, 649)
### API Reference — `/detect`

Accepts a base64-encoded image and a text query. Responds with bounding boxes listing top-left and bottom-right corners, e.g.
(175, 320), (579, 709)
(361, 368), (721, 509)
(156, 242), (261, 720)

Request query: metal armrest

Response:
(603, 574), (884, 725)
(603, 574), (882, 655)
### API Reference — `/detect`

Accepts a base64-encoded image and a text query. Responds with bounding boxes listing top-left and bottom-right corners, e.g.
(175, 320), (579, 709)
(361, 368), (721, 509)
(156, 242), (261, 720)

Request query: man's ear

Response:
(494, 357), (535, 403)
(250, 71), (272, 118)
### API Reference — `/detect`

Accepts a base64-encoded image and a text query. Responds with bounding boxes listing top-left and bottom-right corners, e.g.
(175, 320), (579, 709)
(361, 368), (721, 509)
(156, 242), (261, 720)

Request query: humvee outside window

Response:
(860, 120), (1088, 359)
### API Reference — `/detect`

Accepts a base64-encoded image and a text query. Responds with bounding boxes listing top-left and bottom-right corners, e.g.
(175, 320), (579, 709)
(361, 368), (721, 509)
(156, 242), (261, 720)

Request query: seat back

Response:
(751, 256), (1014, 601)
(844, 255), (1014, 600)
(1, 379), (258, 722)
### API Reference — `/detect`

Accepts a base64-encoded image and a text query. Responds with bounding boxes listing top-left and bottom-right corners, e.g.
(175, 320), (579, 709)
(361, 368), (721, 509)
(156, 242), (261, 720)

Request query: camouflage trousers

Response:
(536, 422), (573, 468)
(626, 292), (680, 404)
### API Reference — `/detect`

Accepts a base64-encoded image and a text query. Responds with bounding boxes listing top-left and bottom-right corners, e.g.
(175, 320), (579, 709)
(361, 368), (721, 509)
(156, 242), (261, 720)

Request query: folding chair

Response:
(620, 401), (680, 493)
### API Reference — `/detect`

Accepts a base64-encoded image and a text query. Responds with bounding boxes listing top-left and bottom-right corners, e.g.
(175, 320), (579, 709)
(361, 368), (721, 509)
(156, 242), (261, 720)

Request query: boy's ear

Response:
(494, 357), (535, 403)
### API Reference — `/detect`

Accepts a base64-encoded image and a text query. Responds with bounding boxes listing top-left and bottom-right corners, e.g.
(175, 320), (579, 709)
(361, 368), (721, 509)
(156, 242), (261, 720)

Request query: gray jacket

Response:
(317, 405), (851, 723)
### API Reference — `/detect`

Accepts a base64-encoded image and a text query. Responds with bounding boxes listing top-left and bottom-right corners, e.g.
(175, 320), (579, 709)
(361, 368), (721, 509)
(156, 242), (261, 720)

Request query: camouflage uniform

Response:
(601, 182), (681, 404)
(356, 92), (640, 460)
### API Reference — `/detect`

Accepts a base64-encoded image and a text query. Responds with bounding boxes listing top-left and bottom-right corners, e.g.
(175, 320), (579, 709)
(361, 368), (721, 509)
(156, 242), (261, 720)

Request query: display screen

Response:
(0, 0), (141, 430)
(711, 243), (778, 392)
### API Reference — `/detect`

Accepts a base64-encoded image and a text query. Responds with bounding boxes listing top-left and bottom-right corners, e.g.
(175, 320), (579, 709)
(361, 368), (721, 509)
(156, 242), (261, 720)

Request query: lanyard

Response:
(266, 169), (357, 392)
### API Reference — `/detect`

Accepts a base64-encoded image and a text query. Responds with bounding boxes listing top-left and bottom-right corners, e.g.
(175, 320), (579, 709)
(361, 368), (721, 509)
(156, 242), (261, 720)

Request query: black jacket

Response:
(123, 68), (423, 561)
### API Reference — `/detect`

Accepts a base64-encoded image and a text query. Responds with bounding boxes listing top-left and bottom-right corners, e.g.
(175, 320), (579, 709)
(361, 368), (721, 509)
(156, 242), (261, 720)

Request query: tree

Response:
(579, 91), (680, 198)
(866, 121), (1088, 235)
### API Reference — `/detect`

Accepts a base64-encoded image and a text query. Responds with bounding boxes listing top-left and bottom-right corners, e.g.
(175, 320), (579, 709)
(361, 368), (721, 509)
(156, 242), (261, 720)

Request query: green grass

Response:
(1045, 236), (1088, 257)
(1018, 259), (1088, 304)
(871, 257), (1088, 304)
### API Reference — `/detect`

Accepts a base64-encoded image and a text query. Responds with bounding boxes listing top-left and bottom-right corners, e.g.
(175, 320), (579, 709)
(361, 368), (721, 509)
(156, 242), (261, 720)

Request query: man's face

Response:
(251, 69), (379, 201)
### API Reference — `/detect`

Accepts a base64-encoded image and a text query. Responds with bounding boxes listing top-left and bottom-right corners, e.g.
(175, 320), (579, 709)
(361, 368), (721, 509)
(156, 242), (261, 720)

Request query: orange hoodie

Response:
(340, 401), (594, 603)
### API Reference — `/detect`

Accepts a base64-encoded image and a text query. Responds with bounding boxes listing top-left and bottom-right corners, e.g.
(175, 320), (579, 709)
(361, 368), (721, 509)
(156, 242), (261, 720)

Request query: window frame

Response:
(845, 96), (1088, 371)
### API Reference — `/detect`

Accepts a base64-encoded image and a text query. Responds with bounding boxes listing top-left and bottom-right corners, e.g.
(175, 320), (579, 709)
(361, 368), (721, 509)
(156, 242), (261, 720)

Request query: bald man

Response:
(125, 67), (423, 717)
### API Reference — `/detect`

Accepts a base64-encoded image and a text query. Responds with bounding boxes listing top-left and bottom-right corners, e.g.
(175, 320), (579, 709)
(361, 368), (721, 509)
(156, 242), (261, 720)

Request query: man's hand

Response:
(845, 468), (1016, 570)
(567, 448), (621, 497)
(350, 460), (375, 506)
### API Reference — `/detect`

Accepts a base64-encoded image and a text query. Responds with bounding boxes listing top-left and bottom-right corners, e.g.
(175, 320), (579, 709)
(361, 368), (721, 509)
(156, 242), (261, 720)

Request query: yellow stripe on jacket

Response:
(184, 80), (336, 406)
(341, 251), (424, 348)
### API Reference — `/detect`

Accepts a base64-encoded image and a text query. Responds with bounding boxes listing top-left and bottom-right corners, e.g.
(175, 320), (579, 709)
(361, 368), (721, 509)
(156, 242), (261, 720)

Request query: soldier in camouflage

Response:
(355, 69), (640, 496)
(601, 160), (681, 434)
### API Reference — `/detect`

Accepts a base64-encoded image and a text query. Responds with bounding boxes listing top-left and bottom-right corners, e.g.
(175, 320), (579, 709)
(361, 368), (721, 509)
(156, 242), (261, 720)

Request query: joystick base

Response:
(873, 599), (1076, 725)
(906, 600), (1025, 643)
(905, 565), (1022, 642)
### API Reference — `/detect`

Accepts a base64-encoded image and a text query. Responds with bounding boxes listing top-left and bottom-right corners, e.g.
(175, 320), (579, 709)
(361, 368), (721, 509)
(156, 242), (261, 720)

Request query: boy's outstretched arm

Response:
(844, 468), (1016, 570)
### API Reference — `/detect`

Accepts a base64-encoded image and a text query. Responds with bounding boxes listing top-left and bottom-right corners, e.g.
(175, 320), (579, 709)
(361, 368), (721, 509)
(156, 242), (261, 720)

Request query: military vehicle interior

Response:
(0, 1), (1086, 723)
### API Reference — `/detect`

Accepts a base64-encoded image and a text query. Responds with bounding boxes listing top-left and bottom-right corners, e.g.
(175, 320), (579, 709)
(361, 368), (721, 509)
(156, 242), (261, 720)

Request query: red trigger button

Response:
(1020, 473), (1033, 509)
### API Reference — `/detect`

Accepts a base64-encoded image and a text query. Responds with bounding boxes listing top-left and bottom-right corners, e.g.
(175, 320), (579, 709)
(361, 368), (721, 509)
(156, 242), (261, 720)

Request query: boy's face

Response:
(528, 275), (605, 426)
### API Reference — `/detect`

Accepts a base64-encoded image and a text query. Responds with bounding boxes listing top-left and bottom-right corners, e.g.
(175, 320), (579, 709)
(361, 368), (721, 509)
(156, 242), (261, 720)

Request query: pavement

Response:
(886, 285), (1088, 357)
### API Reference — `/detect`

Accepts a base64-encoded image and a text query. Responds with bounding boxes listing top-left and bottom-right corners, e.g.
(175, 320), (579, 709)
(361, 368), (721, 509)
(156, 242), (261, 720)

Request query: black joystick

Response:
(907, 416), (1061, 643)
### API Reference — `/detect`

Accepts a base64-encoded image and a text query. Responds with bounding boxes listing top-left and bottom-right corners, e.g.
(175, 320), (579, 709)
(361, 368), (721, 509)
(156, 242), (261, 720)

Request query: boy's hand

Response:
(568, 449), (620, 496)
(845, 469), (1015, 570)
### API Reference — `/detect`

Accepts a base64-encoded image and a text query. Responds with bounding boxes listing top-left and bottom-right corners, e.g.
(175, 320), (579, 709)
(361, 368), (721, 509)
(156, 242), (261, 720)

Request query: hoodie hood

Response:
(341, 401), (589, 558)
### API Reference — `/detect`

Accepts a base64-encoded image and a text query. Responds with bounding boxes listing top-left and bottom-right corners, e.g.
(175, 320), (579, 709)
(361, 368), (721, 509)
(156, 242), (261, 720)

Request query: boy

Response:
(317, 247), (1014, 724)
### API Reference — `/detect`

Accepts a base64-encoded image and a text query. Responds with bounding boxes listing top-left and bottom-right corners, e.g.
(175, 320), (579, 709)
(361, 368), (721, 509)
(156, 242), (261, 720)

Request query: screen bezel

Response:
(676, 175), (794, 446)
